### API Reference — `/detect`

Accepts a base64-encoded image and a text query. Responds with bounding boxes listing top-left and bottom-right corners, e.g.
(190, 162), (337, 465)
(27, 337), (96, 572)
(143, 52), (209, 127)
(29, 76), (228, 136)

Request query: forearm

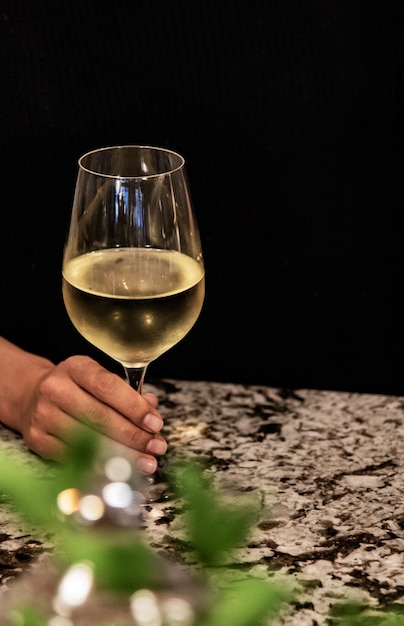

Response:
(0, 337), (54, 434)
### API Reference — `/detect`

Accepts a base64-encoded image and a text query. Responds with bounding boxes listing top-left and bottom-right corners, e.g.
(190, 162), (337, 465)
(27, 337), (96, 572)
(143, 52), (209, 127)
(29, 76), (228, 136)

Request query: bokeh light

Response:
(104, 455), (132, 482)
(163, 597), (195, 626)
(79, 494), (105, 522)
(57, 488), (81, 516)
(102, 481), (133, 508)
(130, 589), (162, 626)
(53, 562), (94, 613)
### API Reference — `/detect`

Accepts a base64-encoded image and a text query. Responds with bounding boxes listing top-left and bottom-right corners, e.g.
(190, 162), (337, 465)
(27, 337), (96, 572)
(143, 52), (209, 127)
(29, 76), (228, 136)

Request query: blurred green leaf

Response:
(329, 602), (404, 626)
(0, 431), (102, 532)
(60, 529), (166, 593)
(198, 577), (291, 626)
(6, 434), (404, 626)
(0, 455), (61, 531)
(171, 461), (259, 567)
(8, 606), (46, 626)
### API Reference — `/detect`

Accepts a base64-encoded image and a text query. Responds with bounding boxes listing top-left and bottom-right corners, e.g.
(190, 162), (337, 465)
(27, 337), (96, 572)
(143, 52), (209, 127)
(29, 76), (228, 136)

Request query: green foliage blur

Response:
(0, 431), (291, 625)
(2, 433), (403, 625)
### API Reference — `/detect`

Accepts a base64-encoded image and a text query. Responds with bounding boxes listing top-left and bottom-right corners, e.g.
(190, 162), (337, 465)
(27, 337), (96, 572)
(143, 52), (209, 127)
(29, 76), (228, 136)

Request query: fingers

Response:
(136, 452), (158, 474)
(42, 356), (162, 430)
(142, 392), (159, 409)
(25, 406), (165, 475)
(65, 357), (161, 428)
(25, 428), (67, 462)
(27, 422), (162, 475)
(25, 356), (168, 473)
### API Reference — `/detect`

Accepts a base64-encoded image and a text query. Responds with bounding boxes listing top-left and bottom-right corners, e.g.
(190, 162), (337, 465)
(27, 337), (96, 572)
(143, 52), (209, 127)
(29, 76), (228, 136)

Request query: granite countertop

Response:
(1, 378), (404, 624)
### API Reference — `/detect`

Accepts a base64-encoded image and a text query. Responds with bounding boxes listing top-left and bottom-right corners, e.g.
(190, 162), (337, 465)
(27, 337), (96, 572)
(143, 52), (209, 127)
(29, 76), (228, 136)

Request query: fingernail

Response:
(143, 413), (163, 433)
(146, 437), (167, 455)
(137, 456), (157, 475)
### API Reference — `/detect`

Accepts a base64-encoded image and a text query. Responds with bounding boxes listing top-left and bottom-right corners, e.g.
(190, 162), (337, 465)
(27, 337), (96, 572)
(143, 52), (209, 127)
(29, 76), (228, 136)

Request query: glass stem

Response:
(124, 366), (148, 394)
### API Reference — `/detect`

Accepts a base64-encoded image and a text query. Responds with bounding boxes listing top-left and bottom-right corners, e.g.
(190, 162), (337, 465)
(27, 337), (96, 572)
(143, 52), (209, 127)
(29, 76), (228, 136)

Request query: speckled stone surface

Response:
(1, 379), (404, 624)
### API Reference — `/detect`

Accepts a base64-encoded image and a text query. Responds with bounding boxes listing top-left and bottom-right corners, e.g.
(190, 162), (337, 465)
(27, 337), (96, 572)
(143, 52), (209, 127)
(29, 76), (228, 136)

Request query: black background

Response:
(1, 0), (404, 395)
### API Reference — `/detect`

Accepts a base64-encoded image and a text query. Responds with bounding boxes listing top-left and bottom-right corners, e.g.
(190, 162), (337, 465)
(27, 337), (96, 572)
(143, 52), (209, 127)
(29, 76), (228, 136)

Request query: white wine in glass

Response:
(62, 145), (205, 393)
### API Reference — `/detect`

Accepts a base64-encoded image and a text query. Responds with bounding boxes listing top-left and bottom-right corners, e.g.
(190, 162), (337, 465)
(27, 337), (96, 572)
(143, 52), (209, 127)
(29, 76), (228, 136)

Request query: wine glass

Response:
(62, 145), (205, 393)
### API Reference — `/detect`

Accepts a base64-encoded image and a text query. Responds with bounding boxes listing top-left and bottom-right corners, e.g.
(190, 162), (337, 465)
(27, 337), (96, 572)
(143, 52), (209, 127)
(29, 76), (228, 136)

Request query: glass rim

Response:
(78, 144), (186, 179)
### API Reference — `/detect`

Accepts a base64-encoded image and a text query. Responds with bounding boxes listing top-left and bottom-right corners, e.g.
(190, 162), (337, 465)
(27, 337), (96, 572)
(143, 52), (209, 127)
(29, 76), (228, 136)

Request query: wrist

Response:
(0, 337), (54, 434)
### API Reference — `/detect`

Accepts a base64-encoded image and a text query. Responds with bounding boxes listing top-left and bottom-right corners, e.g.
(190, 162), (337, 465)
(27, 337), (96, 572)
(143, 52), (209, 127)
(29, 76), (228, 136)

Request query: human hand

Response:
(19, 355), (166, 474)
